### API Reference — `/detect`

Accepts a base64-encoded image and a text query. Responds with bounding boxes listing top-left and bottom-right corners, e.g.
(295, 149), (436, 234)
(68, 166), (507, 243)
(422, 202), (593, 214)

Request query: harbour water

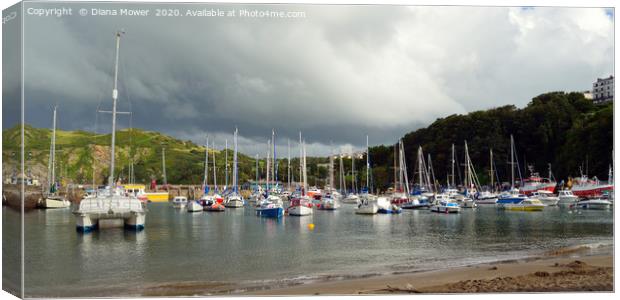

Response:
(3, 203), (613, 297)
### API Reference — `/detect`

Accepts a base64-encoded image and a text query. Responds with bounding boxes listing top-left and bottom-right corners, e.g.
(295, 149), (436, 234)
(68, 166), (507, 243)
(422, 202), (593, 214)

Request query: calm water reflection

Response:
(3, 203), (612, 297)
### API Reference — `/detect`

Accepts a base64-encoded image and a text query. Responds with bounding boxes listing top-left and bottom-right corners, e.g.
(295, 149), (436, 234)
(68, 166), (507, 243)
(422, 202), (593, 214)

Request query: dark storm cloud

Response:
(6, 3), (614, 156)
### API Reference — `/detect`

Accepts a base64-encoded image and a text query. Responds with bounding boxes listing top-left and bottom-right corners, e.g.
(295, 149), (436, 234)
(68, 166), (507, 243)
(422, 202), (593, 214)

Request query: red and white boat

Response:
(570, 175), (613, 198)
(519, 172), (556, 196)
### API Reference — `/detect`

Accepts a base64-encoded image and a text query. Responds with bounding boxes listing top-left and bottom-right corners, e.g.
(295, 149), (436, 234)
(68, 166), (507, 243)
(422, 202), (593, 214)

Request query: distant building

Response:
(592, 75), (614, 104)
(582, 91), (593, 100)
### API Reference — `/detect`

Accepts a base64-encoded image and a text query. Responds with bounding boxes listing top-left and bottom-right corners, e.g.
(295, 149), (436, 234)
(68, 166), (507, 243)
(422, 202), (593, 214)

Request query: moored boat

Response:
(430, 194), (461, 213)
(186, 199), (203, 212)
(572, 198), (611, 210)
(503, 198), (545, 211)
(558, 190), (579, 205)
(530, 190), (559, 206)
(172, 196), (187, 208)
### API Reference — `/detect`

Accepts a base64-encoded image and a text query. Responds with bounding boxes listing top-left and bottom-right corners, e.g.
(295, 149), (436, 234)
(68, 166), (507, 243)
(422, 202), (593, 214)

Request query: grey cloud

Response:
(6, 3), (614, 156)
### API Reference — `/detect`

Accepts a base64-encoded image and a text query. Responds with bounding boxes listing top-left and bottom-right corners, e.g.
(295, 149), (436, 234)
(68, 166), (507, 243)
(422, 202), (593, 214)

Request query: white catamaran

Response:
(73, 31), (146, 231)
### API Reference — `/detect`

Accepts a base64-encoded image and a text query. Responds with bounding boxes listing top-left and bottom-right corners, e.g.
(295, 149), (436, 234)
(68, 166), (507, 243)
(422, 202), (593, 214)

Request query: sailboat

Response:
(343, 150), (360, 204)
(497, 135), (527, 205)
(224, 128), (244, 208)
(73, 31), (146, 231)
(205, 140), (225, 211)
(457, 141), (478, 208)
(257, 131), (284, 218)
(356, 136), (382, 214)
(39, 106), (71, 209)
(287, 132), (313, 216)
(475, 149), (499, 204)
(200, 137), (216, 208)
(402, 146), (432, 209)
(318, 148), (341, 210)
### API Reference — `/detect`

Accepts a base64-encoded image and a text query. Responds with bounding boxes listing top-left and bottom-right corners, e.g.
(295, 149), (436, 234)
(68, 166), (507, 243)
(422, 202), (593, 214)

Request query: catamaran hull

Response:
(75, 211), (145, 232)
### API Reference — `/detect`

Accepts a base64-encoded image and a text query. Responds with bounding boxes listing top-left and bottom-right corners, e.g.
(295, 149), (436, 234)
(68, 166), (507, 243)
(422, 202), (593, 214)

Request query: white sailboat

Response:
(40, 106), (71, 209)
(402, 146), (432, 209)
(458, 141), (478, 208)
(224, 128), (244, 208)
(73, 31), (146, 231)
(476, 149), (499, 204)
(319, 148), (341, 210)
(287, 132), (313, 216)
(356, 135), (379, 214)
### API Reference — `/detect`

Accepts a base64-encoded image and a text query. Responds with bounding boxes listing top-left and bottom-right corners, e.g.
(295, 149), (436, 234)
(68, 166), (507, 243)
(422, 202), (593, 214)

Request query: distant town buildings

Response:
(592, 75), (614, 104)
(582, 91), (593, 100)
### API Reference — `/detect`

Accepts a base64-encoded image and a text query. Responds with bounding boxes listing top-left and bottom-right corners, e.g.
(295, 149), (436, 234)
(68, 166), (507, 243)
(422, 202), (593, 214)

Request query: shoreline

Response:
(244, 250), (614, 295)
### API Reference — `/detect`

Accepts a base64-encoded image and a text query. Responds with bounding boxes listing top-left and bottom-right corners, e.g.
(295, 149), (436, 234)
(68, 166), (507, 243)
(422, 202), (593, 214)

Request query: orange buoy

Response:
(308, 223), (315, 230)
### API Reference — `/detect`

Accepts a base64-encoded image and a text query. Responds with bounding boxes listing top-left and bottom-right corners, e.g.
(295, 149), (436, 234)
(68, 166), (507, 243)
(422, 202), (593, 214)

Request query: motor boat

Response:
(558, 190), (579, 205)
(530, 190), (559, 206)
(172, 196), (187, 209)
(503, 198), (545, 211)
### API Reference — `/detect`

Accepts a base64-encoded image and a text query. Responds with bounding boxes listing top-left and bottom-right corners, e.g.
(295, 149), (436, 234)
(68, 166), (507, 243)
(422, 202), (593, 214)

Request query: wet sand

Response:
(246, 254), (613, 295)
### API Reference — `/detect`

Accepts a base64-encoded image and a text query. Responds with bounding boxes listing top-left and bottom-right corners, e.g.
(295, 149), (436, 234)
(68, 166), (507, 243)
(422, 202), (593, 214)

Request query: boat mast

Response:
(302, 139), (308, 195)
(162, 147), (167, 186)
(510, 135), (515, 189)
(366, 135), (369, 192)
(490, 149), (494, 190)
(340, 152), (346, 193)
(266, 139), (271, 193)
(212, 140), (217, 192)
(108, 31), (123, 188)
(203, 136), (209, 189)
(233, 128), (238, 193)
(451, 144), (455, 188)
(225, 139), (228, 188)
(299, 132), (303, 194)
(50, 106), (57, 194)
(351, 151), (356, 194)
(272, 129), (277, 189)
(287, 139), (291, 191)
(329, 147), (334, 192)
(255, 153), (259, 191)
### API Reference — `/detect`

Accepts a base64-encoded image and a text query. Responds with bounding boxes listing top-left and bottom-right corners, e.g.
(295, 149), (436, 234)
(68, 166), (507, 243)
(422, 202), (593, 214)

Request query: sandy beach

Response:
(246, 253), (613, 295)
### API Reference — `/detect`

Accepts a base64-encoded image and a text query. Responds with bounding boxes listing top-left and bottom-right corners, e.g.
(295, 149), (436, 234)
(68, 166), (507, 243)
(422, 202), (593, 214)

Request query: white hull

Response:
(74, 196), (146, 231)
(172, 203), (186, 209)
(288, 205), (313, 216)
(458, 199), (477, 208)
(558, 195), (579, 204)
(576, 200), (611, 210)
(187, 201), (203, 212)
(538, 198), (559, 206)
(224, 198), (244, 208)
(41, 197), (71, 208)
(319, 200), (341, 210)
(430, 205), (461, 213)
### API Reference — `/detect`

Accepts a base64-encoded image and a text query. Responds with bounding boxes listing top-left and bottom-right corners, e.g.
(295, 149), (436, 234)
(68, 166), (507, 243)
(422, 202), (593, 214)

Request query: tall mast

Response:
(255, 153), (259, 190)
(225, 139), (228, 188)
(162, 147), (167, 186)
(418, 146), (423, 189)
(233, 128), (238, 193)
(329, 147), (334, 191)
(340, 152), (346, 193)
(510, 135), (515, 189)
(302, 139), (308, 195)
(271, 129), (278, 186)
(451, 144), (455, 188)
(366, 135), (369, 192)
(490, 149), (494, 189)
(108, 31), (123, 188)
(203, 136), (209, 188)
(266, 139), (271, 193)
(351, 151), (356, 193)
(299, 132), (303, 193)
(212, 140), (217, 191)
(50, 106), (57, 193)
(287, 139), (291, 191)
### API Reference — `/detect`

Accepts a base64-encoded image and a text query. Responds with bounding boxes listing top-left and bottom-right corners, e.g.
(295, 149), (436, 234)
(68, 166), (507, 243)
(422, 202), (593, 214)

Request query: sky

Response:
(2, 2), (614, 157)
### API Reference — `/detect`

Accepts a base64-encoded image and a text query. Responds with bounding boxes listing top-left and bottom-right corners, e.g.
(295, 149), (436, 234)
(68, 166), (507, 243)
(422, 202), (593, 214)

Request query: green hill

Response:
(368, 92), (613, 191)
